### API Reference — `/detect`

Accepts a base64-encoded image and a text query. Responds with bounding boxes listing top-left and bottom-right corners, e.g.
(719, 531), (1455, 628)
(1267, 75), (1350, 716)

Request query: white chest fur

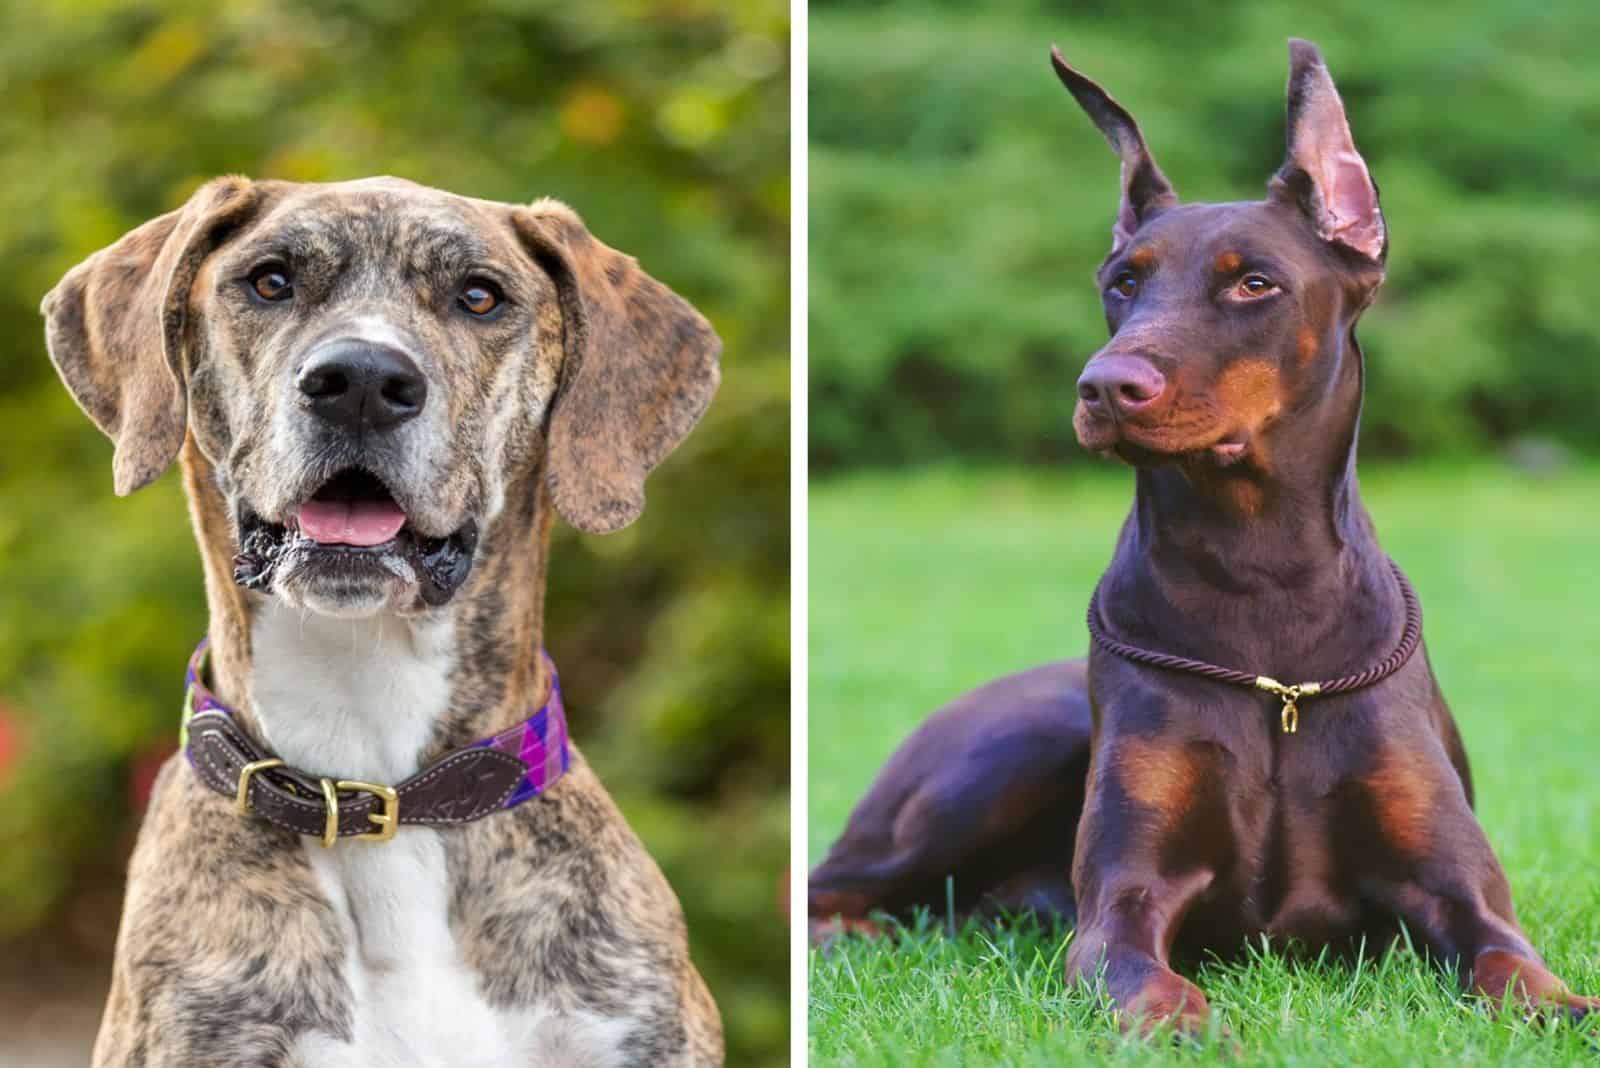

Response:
(249, 606), (630, 1066)
(250, 604), (456, 785)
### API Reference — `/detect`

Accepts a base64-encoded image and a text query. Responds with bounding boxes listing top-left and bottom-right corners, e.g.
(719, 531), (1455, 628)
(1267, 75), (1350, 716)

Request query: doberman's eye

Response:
(248, 264), (293, 303)
(458, 279), (503, 317)
(1235, 274), (1279, 300)
(1108, 271), (1139, 300)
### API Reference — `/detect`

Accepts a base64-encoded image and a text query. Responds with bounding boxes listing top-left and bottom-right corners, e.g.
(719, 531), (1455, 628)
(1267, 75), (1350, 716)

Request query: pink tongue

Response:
(296, 499), (407, 547)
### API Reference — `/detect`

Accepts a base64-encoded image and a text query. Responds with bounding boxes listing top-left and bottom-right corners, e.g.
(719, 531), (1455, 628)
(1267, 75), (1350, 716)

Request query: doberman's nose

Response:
(297, 340), (427, 433)
(1077, 355), (1166, 417)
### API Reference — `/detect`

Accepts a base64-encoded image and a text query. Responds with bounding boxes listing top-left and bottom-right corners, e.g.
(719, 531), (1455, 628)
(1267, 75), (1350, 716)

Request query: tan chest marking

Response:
(1363, 750), (1436, 856)
(1110, 737), (1208, 825)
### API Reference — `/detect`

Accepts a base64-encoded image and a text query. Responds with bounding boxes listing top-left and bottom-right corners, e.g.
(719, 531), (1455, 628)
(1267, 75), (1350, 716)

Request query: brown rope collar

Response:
(1086, 558), (1422, 733)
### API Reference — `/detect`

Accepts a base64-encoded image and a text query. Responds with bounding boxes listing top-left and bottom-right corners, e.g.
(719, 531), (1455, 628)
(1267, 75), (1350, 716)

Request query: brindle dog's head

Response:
(42, 176), (719, 617)
(1055, 41), (1385, 471)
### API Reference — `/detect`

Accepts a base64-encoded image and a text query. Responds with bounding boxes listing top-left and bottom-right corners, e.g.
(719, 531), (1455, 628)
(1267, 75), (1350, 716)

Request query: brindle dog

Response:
(809, 41), (1598, 1033)
(44, 176), (722, 1065)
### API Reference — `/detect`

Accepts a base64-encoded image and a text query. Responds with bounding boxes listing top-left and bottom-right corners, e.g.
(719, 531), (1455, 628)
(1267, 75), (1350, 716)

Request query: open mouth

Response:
(233, 468), (479, 607)
(295, 467), (411, 547)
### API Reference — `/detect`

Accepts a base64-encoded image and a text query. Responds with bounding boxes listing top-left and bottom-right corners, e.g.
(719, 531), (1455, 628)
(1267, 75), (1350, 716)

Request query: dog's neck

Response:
(1103, 326), (1405, 679)
(182, 441), (555, 784)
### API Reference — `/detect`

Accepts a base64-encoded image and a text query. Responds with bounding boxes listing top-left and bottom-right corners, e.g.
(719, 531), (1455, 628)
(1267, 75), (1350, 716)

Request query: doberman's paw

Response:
(1554, 992), (1600, 1021)
(808, 886), (888, 948)
(808, 914), (884, 948)
(1472, 950), (1600, 1023)
(1119, 973), (1214, 1038)
(1508, 990), (1600, 1026)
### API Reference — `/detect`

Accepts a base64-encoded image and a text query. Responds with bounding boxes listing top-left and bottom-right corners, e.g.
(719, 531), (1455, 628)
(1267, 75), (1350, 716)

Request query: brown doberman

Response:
(809, 40), (1599, 1034)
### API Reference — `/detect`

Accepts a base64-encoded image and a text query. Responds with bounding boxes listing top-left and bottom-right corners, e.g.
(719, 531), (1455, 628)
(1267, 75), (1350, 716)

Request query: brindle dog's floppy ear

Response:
(1050, 46), (1179, 252)
(1270, 39), (1386, 264)
(41, 176), (260, 495)
(514, 199), (721, 535)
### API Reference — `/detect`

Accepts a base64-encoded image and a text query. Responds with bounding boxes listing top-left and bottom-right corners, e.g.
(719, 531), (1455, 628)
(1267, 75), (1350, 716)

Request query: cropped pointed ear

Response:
(1269, 39), (1386, 264)
(41, 176), (262, 495)
(512, 199), (721, 535)
(1050, 46), (1179, 252)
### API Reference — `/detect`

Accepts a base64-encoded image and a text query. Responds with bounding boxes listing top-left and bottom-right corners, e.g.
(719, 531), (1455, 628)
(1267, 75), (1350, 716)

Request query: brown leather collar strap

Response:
(186, 711), (530, 841)
(181, 639), (571, 844)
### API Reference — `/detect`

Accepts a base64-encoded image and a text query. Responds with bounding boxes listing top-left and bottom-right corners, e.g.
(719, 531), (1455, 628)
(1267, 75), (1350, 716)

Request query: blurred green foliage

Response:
(0, 0), (787, 1063)
(810, 0), (1600, 469)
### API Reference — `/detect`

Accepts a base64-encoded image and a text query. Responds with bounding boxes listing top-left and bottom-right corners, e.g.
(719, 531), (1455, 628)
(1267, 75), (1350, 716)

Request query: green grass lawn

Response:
(809, 460), (1600, 1066)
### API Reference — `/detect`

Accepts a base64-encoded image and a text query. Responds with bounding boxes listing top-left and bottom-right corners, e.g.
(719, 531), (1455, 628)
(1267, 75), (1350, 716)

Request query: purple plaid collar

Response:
(181, 637), (571, 837)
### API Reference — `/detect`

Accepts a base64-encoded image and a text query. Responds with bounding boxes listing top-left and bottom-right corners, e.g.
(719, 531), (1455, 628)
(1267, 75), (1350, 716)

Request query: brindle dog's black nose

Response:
(1077, 355), (1166, 417)
(297, 340), (427, 433)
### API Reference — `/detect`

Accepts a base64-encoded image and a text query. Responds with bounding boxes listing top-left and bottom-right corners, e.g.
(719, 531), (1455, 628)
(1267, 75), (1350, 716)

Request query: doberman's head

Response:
(1055, 41), (1385, 476)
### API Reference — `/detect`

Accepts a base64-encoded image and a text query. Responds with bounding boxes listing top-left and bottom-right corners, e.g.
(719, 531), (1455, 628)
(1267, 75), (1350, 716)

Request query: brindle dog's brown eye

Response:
(1237, 274), (1278, 299)
(1109, 271), (1139, 300)
(249, 264), (293, 302)
(458, 280), (503, 317)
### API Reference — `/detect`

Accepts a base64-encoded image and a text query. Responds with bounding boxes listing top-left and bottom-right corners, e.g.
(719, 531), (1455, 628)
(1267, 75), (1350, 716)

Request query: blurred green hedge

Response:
(0, 1), (787, 1063)
(810, 0), (1600, 469)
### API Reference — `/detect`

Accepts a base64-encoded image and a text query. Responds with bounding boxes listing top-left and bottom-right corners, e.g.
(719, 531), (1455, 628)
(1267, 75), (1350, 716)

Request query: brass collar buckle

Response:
(1254, 676), (1322, 734)
(318, 779), (400, 847)
(235, 757), (285, 815)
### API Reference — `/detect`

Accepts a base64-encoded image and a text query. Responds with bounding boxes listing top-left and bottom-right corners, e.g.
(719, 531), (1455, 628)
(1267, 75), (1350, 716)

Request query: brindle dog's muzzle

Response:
(233, 497), (480, 607)
(233, 330), (482, 606)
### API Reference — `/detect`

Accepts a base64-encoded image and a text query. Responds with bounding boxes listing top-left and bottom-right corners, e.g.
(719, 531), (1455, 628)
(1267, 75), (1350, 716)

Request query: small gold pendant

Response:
(1255, 677), (1322, 734)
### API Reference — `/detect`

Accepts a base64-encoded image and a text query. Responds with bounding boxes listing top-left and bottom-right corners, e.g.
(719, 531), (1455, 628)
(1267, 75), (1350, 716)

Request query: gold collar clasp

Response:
(1255, 676), (1322, 734)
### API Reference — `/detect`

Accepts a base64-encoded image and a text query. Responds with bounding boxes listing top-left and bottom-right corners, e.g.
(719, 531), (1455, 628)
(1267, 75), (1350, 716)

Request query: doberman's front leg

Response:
(1066, 871), (1217, 1033)
(1356, 745), (1599, 1020)
(1375, 860), (1599, 1019)
(1066, 734), (1233, 1034)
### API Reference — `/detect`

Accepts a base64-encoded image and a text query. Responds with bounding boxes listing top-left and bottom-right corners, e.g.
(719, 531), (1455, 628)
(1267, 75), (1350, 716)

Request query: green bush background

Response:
(810, 0), (1600, 470)
(0, 1), (788, 1063)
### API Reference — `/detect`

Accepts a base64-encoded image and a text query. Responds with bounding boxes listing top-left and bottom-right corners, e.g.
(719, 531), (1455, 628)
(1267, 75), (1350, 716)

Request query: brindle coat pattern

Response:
(44, 176), (722, 1064)
(810, 41), (1598, 1033)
